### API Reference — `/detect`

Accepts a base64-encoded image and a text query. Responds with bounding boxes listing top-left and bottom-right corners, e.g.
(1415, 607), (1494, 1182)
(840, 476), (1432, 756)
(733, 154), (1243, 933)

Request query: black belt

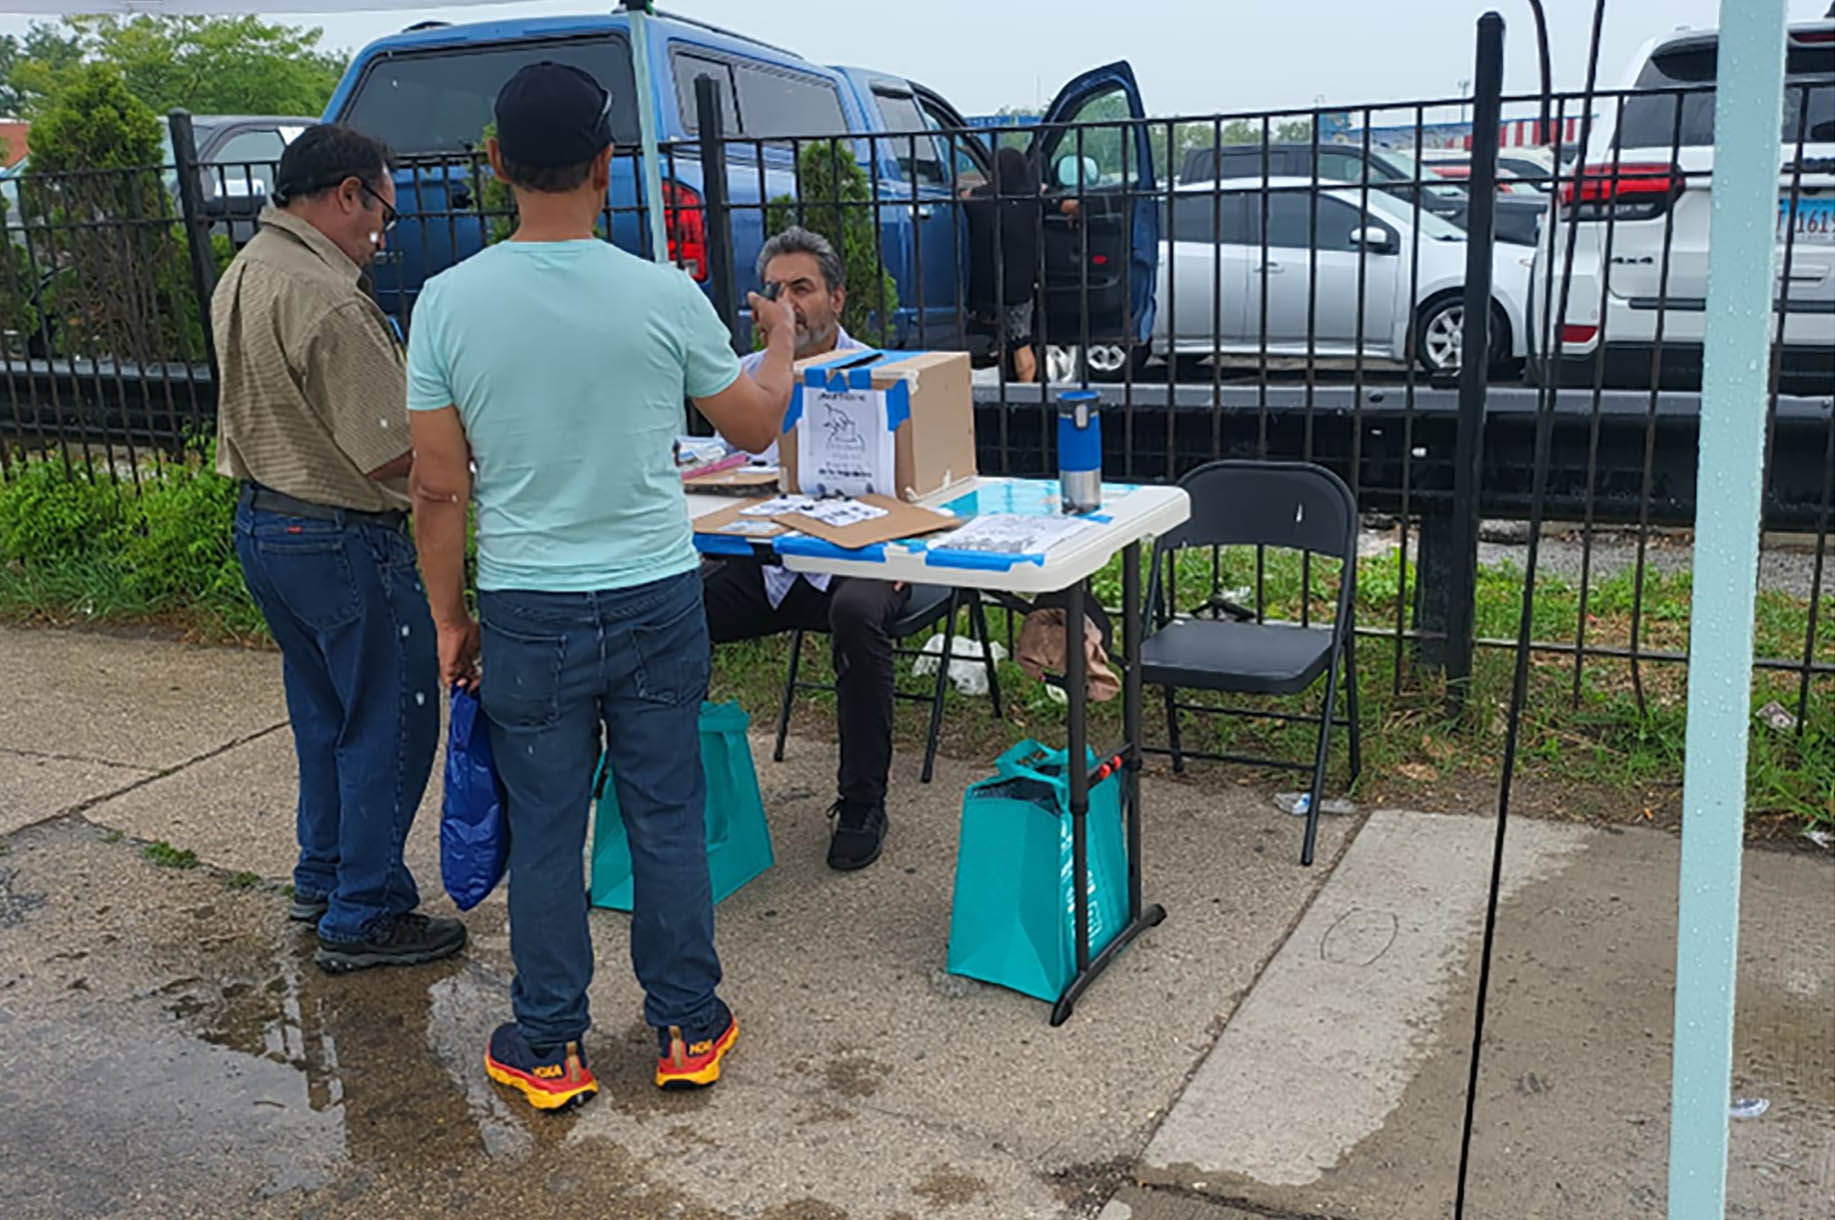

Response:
(239, 483), (407, 531)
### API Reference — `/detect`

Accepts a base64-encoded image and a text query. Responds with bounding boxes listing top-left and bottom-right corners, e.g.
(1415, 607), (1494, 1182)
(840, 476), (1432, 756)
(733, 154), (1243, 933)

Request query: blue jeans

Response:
(233, 503), (440, 942)
(479, 569), (723, 1048)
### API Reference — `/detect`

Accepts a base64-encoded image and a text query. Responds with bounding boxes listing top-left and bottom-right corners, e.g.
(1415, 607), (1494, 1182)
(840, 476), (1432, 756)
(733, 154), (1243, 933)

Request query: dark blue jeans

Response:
(479, 569), (723, 1048)
(233, 502), (439, 943)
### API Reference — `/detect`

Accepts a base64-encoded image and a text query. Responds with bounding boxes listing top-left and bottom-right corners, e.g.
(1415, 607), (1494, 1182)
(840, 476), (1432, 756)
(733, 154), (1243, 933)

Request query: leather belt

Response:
(239, 482), (407, 531)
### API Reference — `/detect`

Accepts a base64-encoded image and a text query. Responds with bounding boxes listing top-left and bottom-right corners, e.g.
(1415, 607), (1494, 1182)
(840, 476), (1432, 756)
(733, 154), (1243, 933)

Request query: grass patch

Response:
(4, 452), (1827, 832)
(101, 829), (124, 844)
(142, 840), (198, 869)
(712, 544), (1831, 834)
(226, 871), (261, 890)
(0, 451), (264, 639)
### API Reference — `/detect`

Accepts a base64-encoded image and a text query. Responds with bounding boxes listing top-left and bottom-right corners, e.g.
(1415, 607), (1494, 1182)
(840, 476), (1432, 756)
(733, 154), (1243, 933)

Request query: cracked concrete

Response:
(3, 625), (1829, 1219)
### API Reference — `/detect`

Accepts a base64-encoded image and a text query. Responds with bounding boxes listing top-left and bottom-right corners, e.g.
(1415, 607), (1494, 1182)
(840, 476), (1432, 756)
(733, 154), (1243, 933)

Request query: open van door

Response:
(1030, 61), (1157, 379)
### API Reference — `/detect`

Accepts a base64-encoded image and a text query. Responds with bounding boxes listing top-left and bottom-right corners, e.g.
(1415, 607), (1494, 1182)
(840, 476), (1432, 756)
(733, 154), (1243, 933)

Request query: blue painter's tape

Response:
(883, 378), (910, 431)
(774, 535), (888, 563)
(695, 533), (759, 557)
(924, 547), (1045, 571)
(1082, 512), (1113, 524)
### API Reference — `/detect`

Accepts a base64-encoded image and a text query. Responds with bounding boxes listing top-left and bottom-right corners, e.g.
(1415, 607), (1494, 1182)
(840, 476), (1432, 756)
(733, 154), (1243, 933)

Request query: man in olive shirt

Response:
(214, 124), (464, 974)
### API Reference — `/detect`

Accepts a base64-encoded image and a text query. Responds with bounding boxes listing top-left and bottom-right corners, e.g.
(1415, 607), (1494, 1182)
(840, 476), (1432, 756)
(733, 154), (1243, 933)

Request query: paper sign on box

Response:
(779, 349), (976, 502)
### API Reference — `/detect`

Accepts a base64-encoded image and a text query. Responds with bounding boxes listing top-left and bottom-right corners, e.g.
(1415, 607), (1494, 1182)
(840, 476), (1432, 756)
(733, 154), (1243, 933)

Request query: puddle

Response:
(151, 940), (537, 1176)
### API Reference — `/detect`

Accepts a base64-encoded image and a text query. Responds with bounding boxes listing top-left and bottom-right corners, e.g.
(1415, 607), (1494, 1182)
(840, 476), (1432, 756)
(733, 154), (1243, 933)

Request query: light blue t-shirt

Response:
(406, 240), (741, 592)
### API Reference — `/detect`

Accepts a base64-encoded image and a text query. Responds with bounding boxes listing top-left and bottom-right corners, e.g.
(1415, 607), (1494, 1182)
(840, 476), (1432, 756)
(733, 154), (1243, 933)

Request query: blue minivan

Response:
(319, 9), (1158, 370)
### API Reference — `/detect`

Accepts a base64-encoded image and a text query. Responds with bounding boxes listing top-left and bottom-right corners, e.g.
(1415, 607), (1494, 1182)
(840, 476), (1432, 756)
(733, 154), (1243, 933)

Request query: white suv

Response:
(1529, 18), (1834, 393)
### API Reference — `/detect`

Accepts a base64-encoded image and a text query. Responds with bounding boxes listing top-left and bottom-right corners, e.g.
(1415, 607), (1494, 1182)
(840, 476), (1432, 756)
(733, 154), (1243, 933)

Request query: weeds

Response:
(4, 452), (1827, 831)
(142, 840), (198, 869)
(225, 871), (261, 890)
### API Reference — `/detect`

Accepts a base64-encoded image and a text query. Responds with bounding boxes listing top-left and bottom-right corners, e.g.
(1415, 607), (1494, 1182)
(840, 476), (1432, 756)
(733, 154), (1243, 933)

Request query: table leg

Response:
(1122, 541), (1145, 919)
(1049, 556), (1167, 1027)
(1064, 580), (1090, 975)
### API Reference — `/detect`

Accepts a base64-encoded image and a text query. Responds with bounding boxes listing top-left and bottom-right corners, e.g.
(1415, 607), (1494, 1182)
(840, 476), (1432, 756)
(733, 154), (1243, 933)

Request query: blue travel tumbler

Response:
(1057, 389), (1102, 514)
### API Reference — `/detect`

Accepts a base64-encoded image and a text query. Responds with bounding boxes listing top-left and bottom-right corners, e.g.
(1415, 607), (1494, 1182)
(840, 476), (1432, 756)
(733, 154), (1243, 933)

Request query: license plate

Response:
(1778, 196), (1835, 244)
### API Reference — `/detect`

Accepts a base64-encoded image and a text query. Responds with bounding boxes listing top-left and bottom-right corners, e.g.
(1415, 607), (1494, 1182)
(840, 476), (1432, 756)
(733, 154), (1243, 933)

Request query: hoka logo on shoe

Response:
(533, 1064), (564, 1079)
(689, 1040), (713, 1055)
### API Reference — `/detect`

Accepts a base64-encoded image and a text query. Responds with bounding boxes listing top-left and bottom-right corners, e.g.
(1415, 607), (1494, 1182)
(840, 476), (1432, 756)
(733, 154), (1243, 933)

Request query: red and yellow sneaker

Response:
(484, 1022), (599, 1112)
(655, 1002), (738, 1090)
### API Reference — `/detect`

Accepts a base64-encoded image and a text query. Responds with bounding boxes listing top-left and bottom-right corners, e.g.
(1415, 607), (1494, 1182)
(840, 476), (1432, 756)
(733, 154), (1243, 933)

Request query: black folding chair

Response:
(773, 585), (1004, 784)
(1142, 460), (1362, 866)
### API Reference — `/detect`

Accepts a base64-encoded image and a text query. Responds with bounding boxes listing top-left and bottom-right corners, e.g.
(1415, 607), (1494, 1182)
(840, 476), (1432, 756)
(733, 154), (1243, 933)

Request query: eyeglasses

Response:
(357, 180), (400, 233)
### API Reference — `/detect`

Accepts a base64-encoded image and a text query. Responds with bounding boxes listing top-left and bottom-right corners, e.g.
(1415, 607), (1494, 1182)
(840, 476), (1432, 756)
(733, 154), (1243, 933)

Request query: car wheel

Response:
(1048, 343), (1148, 383)
(1413, 298), (1509, 377)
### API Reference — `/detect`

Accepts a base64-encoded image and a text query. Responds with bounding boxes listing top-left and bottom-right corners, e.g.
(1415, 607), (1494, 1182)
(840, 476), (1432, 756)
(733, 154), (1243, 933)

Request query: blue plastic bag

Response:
(440, 686), (508, 911)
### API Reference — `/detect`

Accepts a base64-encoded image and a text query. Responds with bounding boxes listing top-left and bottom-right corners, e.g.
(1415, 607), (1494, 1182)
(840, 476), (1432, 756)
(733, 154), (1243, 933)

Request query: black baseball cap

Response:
(494, 62), (613, 168)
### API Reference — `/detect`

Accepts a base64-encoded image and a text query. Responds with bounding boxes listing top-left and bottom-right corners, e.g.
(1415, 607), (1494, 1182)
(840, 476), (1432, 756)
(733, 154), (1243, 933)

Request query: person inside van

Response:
(407, 62), (797, 1110)
(702, 226), (905, 876)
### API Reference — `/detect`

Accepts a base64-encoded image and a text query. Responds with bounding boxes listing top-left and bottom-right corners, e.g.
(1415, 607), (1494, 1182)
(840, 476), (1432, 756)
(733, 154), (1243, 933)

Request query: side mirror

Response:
(1055, 154), (1100, 190)
(1351, 226), (1397, 255)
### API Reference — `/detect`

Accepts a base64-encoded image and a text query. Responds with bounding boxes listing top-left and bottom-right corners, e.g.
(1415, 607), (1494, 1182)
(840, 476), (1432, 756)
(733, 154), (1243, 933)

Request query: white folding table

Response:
(687, 475), (1191, 1023)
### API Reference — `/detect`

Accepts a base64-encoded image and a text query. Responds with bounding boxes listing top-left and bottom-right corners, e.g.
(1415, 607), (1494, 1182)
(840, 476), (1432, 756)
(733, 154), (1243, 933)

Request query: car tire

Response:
(1050, 343), (1150, 384)
(1412, 297), (1510, 377)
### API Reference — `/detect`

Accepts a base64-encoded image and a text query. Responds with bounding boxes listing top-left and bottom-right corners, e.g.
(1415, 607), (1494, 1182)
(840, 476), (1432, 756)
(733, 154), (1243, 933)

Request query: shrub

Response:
(17, 62), (207, 363)
(0, 458), (126, 563)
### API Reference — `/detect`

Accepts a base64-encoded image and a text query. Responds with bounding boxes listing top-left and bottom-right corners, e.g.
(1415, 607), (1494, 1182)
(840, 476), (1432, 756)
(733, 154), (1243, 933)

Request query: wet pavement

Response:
(3, 625), (1831, 1219)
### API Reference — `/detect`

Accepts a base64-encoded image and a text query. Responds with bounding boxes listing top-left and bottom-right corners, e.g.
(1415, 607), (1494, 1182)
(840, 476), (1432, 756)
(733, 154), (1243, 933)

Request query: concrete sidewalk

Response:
(2, 626), (1830, 1219)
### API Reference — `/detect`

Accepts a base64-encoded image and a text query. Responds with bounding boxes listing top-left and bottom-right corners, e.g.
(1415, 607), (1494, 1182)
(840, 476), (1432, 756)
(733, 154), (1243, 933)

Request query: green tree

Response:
(9, 16), (346, 120)
(22, 63), (204, 362)
(0, 22), (83, 118)
(764, 140), (900, 346)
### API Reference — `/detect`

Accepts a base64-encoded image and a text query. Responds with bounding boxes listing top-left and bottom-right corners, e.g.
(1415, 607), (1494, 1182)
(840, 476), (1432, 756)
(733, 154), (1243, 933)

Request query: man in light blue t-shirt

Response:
(407, 62), (796, 1111)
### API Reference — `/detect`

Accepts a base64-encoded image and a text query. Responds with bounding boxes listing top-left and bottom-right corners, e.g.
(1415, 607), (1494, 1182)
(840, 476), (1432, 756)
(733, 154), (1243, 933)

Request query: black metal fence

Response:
(2, 78), (1830, 718)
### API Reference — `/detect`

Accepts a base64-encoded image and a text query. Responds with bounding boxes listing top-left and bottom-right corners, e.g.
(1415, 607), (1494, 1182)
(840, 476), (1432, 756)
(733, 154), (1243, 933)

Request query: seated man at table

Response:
(701, 226), (901, 873)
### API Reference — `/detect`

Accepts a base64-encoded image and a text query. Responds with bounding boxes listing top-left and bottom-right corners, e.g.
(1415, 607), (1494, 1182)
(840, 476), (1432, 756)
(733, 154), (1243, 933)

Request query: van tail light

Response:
(663, 181), (708, 282)
(1791, 28), (1835, 45)
(1561, 323), (1599, 345)
(1560, 162), (1683, 221)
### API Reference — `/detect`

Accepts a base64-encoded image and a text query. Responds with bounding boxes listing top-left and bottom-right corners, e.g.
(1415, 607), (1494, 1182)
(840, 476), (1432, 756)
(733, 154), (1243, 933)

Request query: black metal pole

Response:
(167, 110), (220, 377)
(694, 75), (741, 355)
(1444, 14), (1505, 712)
(1527, 0), (1552, 150)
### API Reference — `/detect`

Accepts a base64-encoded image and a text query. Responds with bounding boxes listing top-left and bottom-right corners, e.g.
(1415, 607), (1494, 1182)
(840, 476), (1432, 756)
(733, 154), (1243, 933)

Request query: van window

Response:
(208, 128), (288, 197)
(1617, 43), (1834, 149)
(1183, 146), (1282, 183)
(918, 93), (990, 191)
(873, 88), (949, 188)
(674, 51), (739, 135)
(341, 38), (640, 156)
(732, 62), (847, 140)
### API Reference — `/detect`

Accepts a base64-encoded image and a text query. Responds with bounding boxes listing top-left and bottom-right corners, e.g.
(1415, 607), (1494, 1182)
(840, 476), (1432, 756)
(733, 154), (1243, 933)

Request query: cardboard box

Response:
(779, 349), (976, 502)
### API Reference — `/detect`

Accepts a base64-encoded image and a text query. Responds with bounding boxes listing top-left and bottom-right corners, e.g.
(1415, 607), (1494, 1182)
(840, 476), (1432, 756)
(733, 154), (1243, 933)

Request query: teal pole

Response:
(625, 4), (672, 265)
(1667, 2), (1788, 1217)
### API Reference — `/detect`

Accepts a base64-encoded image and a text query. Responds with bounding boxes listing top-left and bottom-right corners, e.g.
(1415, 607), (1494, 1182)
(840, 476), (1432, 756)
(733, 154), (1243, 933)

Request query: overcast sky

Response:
(4, 0), (1831, 117)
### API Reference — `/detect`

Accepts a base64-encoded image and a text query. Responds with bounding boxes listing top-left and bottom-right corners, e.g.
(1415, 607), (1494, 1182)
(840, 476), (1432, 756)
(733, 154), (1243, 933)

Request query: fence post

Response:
(1667, 2), (1788, 1216)
(1443, 14), (1505, 711)
(167, 110), (219, 376)
(695, 74), (742, 355)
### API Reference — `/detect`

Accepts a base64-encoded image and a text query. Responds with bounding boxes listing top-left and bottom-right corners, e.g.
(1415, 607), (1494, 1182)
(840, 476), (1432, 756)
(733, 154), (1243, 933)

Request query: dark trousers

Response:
(702, 561), (909, 806)
(480, 570), (723, 1045)
(233, 502), (439, 943)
